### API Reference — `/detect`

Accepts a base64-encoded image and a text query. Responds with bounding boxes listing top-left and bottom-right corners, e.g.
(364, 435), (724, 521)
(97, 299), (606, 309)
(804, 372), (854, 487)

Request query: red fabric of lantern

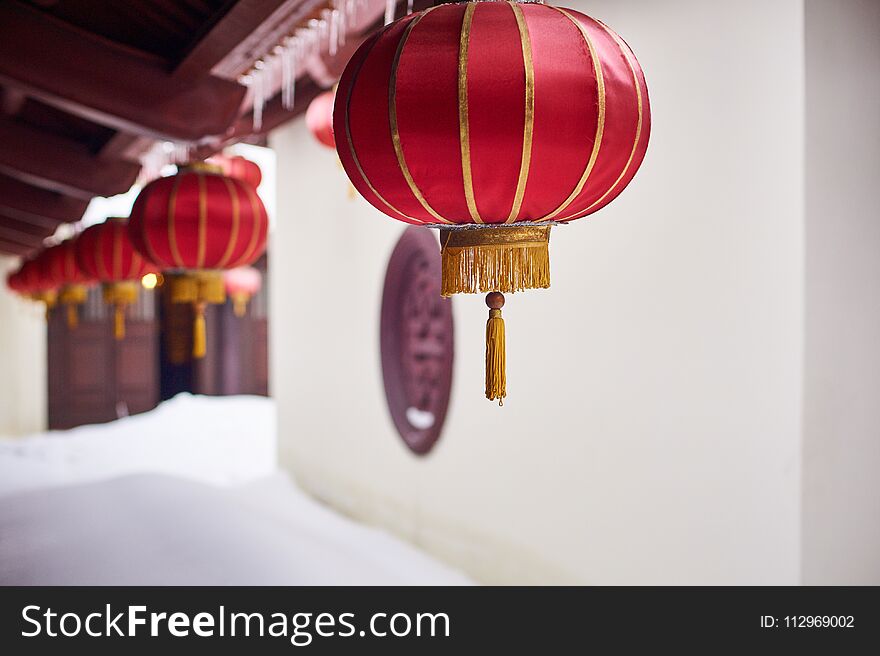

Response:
(334, 1), (650, 226)
(128, 165), (268, 272)
(45, 238), (94, 329)
(76, 218), (154, 282)
(75, 218), (154, 339)
(207, 155), (263, 188)
(128, 164), (269, 358)
(46, 238), (93, 288)
(12, 251), (58, 315)
(307, 90), (336, 149)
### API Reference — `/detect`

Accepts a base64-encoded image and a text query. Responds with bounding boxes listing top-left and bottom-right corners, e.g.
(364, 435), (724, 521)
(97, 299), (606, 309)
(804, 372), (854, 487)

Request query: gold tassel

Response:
(485, 292), (506, 405)
(114, 304), (126, 340)
(231, 292), (249, 318)
(66, 304), (78, 330)
(440, 226), (551, 297)
(193, 302), (207, 359)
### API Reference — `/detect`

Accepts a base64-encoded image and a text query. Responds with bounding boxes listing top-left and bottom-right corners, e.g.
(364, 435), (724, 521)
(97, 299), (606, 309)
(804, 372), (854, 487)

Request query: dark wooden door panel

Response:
(48, 285), (159, 430)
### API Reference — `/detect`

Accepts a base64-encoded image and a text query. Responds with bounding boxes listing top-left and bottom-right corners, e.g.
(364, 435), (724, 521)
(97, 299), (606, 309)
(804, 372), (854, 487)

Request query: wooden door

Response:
(47, 285), (159, 430)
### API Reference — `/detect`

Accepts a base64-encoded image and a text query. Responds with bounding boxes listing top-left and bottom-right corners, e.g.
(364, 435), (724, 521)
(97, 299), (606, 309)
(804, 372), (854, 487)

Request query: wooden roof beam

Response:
(0, 214), (57, 239)
(174, 0), (294, 80)
(0, 174), (89, 224)
(0, 116), (140, 199)
(0, 1), (247, 142)
(0, 237), (33, 256)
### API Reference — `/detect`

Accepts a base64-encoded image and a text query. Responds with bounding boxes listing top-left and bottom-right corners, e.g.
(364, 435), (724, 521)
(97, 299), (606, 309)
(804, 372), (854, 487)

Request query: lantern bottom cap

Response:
(168, 271), (226, 305)
(103, 281), (138, 305)
(439, 225), (551, 297)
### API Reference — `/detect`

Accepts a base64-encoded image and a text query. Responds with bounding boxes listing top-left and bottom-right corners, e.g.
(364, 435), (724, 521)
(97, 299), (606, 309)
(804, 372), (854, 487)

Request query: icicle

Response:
(384, 0), (395, 26)
(252, 62), (265, 132)
(407, 0), (413, 15)
(281, 43), (295, 110)
(337, 8), (346, 48)
(329, 9), (339, 56)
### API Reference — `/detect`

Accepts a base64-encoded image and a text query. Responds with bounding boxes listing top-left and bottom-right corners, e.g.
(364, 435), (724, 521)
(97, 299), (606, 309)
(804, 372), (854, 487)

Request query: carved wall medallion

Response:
(381, 227), (454, 455)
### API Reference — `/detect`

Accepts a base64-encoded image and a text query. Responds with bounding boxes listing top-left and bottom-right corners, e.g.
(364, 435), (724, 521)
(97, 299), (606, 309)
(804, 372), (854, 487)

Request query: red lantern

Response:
(5, 269), (21, 294)
(45, 237), (94, 329)
(75, 218), (155, 340)
(19, 251), (58, 315)
(207, 154), (263, 188)
(306, 90), (336, 149)
(128, 163), (269, 358)
(335, 1), (650, 403)
(223, 266), (262, 317)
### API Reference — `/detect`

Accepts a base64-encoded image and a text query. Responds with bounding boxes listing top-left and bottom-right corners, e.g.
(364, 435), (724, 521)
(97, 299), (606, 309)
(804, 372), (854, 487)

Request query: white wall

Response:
(802, 0), (880, 585)
(0, 255), (47, 437)
(271, 0), (807, 584)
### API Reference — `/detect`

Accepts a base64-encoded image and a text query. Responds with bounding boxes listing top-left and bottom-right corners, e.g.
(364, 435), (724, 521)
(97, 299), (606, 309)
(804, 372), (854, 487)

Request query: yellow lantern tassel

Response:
(485, 292), (506, 405)
(193, 303), (207, 359)
(231, 292), (249, 318)
(66, 304), (78, 330)
(114, 304), (126, 340)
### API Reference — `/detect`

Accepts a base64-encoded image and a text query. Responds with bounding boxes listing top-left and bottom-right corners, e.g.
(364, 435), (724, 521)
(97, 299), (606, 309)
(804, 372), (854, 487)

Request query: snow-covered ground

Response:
(0, 393), (277, 497)
(0, 395), (471, 585)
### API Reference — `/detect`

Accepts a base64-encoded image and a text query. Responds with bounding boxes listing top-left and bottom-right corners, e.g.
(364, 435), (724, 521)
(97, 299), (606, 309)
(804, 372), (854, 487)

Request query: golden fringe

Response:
(485, 308), (506, 404)
(59, 284), (88, 305)
(169, 271), (226, 305)
(102, 282), (138, 305)
(441, 241), (550, 297)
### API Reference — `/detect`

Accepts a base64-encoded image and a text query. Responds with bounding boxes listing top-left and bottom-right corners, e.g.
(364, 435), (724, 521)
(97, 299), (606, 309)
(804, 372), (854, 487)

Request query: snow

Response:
(0, 393), (277, 498)
(0, 395), (471, 585)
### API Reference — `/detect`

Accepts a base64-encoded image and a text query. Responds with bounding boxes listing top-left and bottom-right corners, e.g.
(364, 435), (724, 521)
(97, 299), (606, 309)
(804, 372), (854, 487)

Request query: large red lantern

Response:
(45, 237), (94, 329)
(306, 90), (336, 149)
(75, 218), (154, 340)
(128, 163), (269, 358)
(335, 1), (650, 403)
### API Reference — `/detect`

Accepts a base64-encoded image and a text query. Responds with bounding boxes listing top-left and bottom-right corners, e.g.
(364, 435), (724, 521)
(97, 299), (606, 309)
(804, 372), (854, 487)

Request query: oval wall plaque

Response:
(380, 227), (454, 455)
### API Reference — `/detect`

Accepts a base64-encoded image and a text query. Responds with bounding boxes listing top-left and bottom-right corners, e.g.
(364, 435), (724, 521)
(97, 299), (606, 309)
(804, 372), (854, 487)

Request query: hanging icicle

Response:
(407, 0), (413, 15)
(281, 40), (295, 110)
(251, 61), (265, 132)
(328, 9), (338, 56)
(384, 0), (395, 26)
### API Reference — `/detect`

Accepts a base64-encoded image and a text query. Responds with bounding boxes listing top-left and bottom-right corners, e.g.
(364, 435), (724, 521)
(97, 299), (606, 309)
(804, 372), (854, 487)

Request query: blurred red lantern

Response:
(223, 266), (262, 317)
(207, 154), (263, 188)
(5, 270), (20, 293)
(307, 90), (336, 148)
(128, 163), (269, 358)
(75, 218), (155, 340)
(335, 1), (650, 403)
(45, 237), (94, 329)
(5, 252), (57, 319)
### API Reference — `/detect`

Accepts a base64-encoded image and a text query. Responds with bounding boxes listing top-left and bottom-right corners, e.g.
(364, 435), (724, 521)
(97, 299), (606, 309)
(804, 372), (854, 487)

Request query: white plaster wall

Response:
(802, 0), (880, 585)
(0, 255), (47, 437)
(271, 0), (805, 584)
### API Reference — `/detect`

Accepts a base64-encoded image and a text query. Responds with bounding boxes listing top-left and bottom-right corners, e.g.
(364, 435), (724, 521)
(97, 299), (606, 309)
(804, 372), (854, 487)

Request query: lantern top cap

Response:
(179, 161), (225, 175)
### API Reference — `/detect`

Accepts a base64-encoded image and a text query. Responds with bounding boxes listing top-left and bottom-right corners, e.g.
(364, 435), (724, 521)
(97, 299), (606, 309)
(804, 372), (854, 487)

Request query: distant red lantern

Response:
(45, 238), (94, 329)
(207, 154), (263, 188)
(8, 252), (57, 316)
(75, 218), (155, 340)
(128, 163), (269, 358)
(223, 266), (262, 317)
(306, 90), (336, 148)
